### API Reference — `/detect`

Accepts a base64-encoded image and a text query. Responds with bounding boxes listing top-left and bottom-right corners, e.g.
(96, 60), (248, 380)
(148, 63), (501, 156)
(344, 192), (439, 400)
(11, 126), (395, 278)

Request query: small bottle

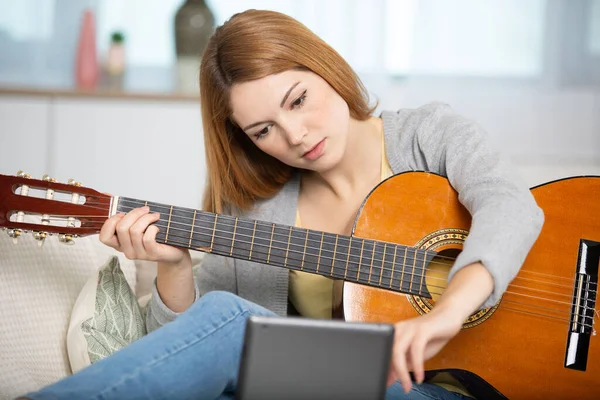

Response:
(106, 31), (125, 76)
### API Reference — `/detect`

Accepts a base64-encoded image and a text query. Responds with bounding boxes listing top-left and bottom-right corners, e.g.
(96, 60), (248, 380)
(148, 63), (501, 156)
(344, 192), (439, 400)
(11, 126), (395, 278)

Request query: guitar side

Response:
(343, 172), (600, 400)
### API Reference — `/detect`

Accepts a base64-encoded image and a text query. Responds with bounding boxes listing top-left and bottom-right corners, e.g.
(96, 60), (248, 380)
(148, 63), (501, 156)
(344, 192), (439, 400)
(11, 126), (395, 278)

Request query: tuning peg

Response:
(42, 174), (56, 183)
(33, 231), (48, 247)
(7, 228), (21, 244)
(17, 170), (32, 179)
(68, 178), (82, 187)
(58, 233), (75, 245)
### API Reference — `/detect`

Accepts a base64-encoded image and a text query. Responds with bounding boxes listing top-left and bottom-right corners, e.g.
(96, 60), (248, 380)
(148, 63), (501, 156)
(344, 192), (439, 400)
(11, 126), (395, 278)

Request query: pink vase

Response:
(75, 9), (99, 89)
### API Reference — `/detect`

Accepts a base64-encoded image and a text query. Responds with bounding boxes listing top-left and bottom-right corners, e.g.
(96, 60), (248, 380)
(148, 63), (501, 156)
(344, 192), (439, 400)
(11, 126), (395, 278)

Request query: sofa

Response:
(0, 230), (160, 399)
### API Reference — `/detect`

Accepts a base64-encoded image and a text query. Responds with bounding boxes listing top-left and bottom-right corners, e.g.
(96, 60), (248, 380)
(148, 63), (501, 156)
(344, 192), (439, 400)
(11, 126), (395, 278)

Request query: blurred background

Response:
(0, 0), (598, 208)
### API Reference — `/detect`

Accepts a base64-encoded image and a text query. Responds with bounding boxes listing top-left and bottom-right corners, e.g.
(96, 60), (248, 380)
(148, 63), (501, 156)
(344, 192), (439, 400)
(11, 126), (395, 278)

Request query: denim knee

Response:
(192, 291), (276, 320)
(199, 290), (244, 309)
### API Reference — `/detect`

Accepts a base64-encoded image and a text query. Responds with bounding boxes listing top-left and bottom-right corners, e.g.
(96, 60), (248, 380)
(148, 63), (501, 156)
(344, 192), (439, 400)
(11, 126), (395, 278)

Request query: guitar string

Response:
(146, 222), (598, 304)
(31, 213), (599, 301)
(8, 221), (597, 329)
(79, 198), (600, 288)
(41, 196), (598, 289)
(35, 210), (598, 294)
(67, 219), (598, 323)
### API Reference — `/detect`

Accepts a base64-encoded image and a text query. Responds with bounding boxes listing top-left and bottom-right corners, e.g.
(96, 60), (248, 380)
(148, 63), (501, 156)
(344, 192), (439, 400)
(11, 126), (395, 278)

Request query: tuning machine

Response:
(11, 170), (32, 244)
(58, 233), (75, 245)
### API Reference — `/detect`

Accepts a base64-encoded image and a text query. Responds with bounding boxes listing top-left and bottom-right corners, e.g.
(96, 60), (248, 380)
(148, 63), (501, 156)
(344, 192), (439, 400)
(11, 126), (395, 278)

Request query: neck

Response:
(304, 116), (384, 200)
(114, 196), (435, 298)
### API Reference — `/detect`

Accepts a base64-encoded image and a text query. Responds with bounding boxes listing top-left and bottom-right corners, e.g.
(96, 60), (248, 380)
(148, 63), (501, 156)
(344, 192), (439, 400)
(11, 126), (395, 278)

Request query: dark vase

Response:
(174, 0), (215, 93)
(174, 0), (215, 58)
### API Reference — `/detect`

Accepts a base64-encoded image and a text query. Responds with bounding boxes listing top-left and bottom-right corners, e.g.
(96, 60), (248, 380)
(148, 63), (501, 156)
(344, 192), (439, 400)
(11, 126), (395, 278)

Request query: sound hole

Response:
(409, 247), (498, 328)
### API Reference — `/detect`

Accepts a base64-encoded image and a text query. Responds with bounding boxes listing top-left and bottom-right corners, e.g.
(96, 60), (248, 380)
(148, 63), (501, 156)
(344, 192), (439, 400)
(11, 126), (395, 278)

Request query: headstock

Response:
(0, 171), (113, 246)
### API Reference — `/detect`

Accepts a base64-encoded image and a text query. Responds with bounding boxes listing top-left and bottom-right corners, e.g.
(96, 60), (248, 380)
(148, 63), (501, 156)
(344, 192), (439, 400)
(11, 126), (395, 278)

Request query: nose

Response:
(282, 121), (307, 146)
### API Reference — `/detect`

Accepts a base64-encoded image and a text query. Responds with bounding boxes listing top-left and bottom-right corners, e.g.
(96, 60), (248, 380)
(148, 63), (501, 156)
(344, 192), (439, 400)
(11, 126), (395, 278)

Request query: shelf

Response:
(0, 66), (200, 102)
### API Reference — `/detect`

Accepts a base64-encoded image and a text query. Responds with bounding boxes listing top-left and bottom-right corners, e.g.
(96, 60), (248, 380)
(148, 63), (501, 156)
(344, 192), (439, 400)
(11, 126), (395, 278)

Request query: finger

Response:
(392, 332), (413, 393)
(410, 336), (427, 384)
(116, 207), (150, 259)
(99, 213), (124, 249)
(142, 216), (163, 256)
(130, 212), (160, 258)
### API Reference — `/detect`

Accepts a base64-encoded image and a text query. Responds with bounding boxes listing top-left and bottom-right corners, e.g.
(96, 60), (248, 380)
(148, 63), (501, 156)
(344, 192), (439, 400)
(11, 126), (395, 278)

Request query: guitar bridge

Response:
(565, 239), (599, 371)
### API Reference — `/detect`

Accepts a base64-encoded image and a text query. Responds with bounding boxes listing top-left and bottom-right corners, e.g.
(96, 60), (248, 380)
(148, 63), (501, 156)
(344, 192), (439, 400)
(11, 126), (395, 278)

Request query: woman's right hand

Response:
(99, 206), (190, 267)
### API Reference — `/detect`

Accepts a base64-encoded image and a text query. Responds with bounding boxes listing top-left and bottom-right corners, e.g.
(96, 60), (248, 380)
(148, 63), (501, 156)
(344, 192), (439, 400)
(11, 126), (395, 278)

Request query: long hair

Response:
(200, 9), (376, 213)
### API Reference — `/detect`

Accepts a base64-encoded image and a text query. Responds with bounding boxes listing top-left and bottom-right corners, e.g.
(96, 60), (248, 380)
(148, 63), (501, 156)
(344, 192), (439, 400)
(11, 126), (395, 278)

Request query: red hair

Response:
(200, 9), (376, 213)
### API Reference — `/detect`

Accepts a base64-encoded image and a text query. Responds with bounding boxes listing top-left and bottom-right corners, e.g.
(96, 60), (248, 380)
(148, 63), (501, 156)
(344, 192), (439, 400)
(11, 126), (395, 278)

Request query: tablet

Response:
(236, 316), (394, 400)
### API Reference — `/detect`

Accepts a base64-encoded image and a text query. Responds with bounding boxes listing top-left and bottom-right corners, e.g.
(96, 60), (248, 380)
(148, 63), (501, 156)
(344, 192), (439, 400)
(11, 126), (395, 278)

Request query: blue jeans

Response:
(24, 291), (469, 400)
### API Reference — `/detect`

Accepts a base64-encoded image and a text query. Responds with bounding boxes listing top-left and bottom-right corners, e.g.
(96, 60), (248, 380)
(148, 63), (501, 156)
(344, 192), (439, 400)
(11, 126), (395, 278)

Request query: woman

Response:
(20, 9), (543, 400)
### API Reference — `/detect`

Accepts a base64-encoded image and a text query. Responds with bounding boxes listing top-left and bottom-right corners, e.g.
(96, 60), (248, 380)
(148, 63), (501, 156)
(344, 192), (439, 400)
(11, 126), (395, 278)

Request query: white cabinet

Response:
(0, 96), (51, 179)
(0, 95), (206, 210)
(51, 98), (206, 209)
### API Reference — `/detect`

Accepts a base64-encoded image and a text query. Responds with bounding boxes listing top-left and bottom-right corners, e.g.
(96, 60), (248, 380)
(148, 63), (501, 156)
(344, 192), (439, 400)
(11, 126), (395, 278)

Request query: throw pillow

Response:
(67, 255), (146, 373)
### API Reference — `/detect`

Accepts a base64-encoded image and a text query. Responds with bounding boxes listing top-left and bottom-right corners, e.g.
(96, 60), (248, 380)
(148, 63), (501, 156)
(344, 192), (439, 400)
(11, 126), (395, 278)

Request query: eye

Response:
(291, 90), (307, 109)
(255, 125), (272, 139)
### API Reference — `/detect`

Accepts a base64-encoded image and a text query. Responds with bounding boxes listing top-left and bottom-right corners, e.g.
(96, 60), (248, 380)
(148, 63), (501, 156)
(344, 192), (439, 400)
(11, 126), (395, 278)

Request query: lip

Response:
(302, 139), (326, 161)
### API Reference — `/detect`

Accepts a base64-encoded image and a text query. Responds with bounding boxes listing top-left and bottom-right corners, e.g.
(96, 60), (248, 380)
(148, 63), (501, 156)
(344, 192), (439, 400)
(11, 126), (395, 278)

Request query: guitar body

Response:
(344, 172), (600, 399)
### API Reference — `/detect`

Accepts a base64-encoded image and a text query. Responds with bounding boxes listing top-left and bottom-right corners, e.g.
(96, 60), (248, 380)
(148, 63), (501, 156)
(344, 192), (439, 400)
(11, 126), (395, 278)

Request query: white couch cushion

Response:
(0, 232), (136, 399)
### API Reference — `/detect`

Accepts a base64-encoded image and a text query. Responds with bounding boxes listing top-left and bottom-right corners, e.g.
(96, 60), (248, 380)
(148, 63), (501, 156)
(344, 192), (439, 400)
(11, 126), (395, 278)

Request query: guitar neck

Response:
(117, 197), (434, 298)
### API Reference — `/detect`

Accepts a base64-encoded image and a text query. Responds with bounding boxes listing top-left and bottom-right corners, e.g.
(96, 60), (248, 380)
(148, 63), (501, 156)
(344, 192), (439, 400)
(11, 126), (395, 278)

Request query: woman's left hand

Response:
(386, 306), (464, 392)
(386, 262), (495, 393)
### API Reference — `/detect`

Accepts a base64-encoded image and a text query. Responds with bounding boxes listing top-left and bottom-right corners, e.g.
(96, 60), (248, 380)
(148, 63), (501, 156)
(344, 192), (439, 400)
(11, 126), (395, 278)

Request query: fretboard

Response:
(117, 197), (434, 298)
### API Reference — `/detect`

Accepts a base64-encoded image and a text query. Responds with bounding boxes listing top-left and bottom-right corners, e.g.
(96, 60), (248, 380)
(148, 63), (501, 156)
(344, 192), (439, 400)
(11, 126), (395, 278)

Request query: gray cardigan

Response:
(147, 102), (544, 332)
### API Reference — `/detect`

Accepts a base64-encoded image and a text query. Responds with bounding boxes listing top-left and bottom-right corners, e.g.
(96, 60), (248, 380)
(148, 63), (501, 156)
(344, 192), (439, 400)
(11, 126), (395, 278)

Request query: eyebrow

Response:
(242, 81), (301, 131)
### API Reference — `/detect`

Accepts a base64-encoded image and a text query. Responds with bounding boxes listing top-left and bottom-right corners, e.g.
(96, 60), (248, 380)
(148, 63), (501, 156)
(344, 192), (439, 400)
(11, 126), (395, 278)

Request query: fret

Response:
(249, 221), (257, 259)
(250, 221), (272, 263)
(301, 229), (309, 271)
(285, 226), (293, 267)
(165, 205), (174, 242)
(419, 250), (427, 295)
(390, 245), (398, 289)
(266, 224), (275, 263)
(330, 234), (339, 277)
(400, 247), (407, 292)
(333, 236), (350, 279)
(144, 200), (148, 207)
(344, 237), (352, 279)
(230, 217), (238, 256)
(379, 243), (387, 286)
(409, 248), (417, 293)
(189, 210), (196, 248)
(193, 212), (216, 248)
(287, 227), (307, 270)
(304, 230), (322, 274)
(270, 225), (290, 266)
(349, 238), (364, 282)
(211, 214), (218, 250)
(368, 241), (377, 284)
(357, 239), (365, 281)
(213, 214), (234, 253)
(317, 232), (325, 273)
(380, 244), (394, 288)
(231, 219), (254, 259)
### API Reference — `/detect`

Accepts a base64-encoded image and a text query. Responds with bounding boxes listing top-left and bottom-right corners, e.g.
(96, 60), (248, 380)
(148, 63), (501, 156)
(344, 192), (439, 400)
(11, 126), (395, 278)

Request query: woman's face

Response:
(230, 69), (350, 172)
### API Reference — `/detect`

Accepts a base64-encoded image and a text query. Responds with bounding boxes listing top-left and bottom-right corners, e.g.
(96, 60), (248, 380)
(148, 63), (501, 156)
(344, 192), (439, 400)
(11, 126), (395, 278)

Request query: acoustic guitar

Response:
(1, 171), (599, 399)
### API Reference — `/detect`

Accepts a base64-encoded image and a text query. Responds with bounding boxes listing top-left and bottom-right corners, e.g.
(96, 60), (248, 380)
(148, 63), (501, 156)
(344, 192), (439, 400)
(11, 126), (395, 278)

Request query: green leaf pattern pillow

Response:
(80, 256), (147, 363)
